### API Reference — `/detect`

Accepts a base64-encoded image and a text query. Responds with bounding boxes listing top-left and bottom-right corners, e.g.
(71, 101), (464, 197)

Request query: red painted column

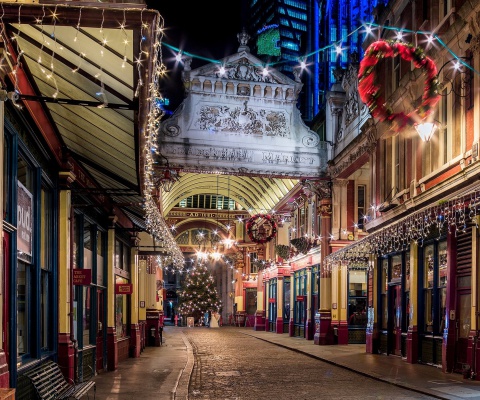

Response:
(107, 327), (118, 371)
(129, 323), (141, 357)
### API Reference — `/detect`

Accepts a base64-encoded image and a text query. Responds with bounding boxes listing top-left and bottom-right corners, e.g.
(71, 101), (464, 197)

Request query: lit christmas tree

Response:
(177, 263), (222, 324)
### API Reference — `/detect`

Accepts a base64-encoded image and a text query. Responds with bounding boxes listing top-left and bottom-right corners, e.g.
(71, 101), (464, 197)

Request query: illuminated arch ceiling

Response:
(162, 173), (298, 215)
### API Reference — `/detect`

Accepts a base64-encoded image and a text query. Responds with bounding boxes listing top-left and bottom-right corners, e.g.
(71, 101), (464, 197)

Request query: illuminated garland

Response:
(358, 40), (440, 132)
(246, 214), (277, 244)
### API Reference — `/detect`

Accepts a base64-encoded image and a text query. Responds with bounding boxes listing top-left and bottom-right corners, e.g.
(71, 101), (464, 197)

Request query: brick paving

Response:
(92, 326), (480, 400)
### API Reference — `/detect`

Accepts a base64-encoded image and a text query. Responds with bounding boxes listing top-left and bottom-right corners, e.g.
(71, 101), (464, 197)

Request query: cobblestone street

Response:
(183, 327), (437, 400)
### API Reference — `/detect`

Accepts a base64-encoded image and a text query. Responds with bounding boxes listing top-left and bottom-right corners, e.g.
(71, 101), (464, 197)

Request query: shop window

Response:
(115, 239), (130, 272)
(348, 267), (367, 327)
(284, 277), (290, 320)
(381, 259), (388, 330)
(40, 187), (53, 350)
(115, 289), (126, 338)
(405, 252), (410, 328)
(423, 240), (447, 334)
(293, 270), (306, 326)
(268, 279), (277, 323)
(249, 252), (258, 274)
(356, 185), (366, 229)
(245, 288), (257, 315)
(96, 229), (105, 286)
(17, 261), (29, 359)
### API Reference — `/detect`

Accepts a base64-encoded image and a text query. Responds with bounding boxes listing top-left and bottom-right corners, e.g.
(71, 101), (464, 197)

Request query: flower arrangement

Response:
(358, 40), (440, 133)
(246, 213), (278, 244)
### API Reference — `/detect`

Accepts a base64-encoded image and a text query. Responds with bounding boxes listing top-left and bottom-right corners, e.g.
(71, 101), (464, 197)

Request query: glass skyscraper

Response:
(245, 0), (384, 123)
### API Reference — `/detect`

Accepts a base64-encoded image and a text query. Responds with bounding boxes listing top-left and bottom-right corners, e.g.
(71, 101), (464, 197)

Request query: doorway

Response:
(388, 283), (402, 356)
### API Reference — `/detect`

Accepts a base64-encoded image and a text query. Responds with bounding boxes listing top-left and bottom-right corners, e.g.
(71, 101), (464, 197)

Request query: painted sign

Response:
(296, 296), (305, 301)
(115, 283), (133, 294)
(268, 298), (276, 303)
(73, 269), (92, 285)
(17, 181), (33, 257)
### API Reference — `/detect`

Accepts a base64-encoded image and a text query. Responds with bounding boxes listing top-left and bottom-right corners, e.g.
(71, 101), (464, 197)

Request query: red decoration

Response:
(358, 40), (440, 133)
(246, 214), (278, 244)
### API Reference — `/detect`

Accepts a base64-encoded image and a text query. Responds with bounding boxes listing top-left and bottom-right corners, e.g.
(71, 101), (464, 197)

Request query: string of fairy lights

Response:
(4, 3), (480, 275)
(0, 3), (185, 266)
(163, 22), (480, 78)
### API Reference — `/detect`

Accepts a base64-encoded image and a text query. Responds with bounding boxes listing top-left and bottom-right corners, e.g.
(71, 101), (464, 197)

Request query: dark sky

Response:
(145, 1), (247, 111)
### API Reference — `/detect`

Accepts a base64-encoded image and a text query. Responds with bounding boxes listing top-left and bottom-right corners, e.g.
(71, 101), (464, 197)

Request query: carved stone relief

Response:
(194, 102), (289, 137)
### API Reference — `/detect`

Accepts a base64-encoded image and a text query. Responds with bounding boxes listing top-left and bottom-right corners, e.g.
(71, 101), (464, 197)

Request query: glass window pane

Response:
(115, 292), (126, 339)
(83, 286), (91, 344)
(458, 293), (471, 338)
(391, 254), (401, 281)
(17, 261), (29, 357)
(41, 270), (48, 349)
(424, 244), (434, 288)
(439, 288), (446, 333)
(424, 289), (433, 332)
(438, 241), (447, 286)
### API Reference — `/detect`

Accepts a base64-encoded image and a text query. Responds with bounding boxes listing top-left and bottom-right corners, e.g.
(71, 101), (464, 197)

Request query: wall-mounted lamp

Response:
(414, 121), (438, 142)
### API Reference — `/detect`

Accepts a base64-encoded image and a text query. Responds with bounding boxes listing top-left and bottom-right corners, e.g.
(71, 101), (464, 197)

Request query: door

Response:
(455, 291), (470, 369)
(388, 284), (402, 355)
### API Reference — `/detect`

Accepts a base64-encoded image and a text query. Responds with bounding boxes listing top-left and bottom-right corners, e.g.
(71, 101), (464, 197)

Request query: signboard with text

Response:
(115, 283), (133, 294)
(17, 181), (33, 258)
(73, 269), (92, 285)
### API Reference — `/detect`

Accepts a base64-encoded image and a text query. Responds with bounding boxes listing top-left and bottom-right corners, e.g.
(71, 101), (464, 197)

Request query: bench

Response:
(25, 360), (96, 400)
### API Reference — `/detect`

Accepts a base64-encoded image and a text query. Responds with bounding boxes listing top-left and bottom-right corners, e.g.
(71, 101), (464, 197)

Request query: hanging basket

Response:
(275, 244), (290, 260)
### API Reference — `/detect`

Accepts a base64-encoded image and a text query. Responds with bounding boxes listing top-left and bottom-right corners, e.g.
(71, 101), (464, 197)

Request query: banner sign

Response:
(73, 269), (92, 285)
(17, 181), (33, 257)
(115, 283), (133, 294)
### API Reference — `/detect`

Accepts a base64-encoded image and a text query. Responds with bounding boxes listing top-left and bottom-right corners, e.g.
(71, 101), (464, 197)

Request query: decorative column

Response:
(106, 216), (118, 371)
(315, 199), (333, 345)
(366, 254), (378, 353)
(276, 275), (284, 334)
(406, 243), (419, 363)
(335, 262), (349, 344)
(254, 269), (265, 331)
(57, 170), (76, 380)
(234, 264), (244, 312)
(265, 279), (270, 332)
(129, 236), (141, 358)
(305, 266), (313, 340)
(332, 179), (348, 240)
(138, 257), (147, 351)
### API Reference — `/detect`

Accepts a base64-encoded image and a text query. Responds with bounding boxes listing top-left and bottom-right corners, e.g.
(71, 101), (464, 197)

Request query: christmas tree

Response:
(177, 263), (222, 324)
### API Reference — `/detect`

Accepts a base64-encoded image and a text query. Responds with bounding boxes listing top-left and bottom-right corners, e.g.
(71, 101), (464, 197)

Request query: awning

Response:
(0, 2), (182, 264)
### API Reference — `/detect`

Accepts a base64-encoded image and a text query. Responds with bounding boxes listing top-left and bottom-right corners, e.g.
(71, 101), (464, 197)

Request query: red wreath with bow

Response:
(358, 40), (440, 133)
(246, 213), (278, 244)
